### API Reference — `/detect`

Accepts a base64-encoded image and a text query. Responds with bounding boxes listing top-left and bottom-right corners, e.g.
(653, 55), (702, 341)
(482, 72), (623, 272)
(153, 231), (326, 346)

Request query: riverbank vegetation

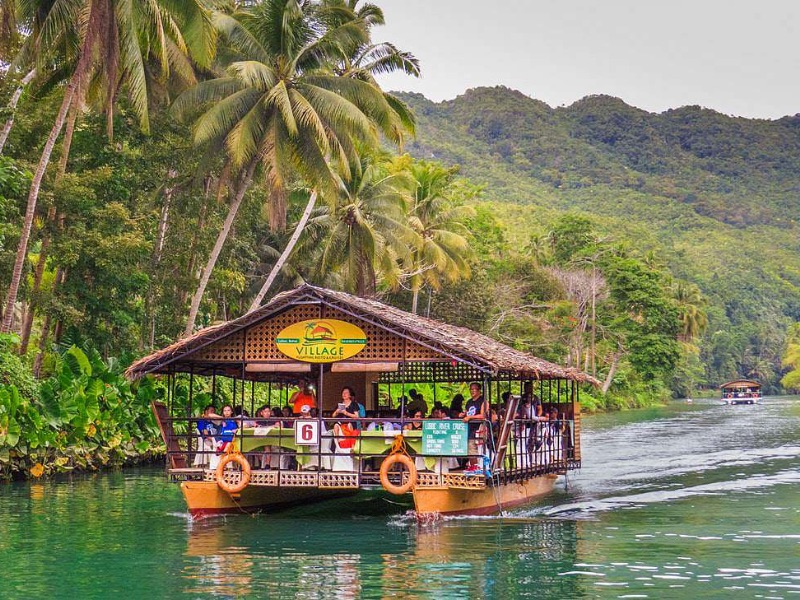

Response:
(0, 1), (796, 479)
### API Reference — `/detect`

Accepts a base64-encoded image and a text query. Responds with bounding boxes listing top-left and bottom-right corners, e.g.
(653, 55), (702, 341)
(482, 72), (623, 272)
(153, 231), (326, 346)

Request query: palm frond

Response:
(211, 10), (271, 64)
(227, 60), (277, 91)
(118, 5), (150, 132)
(171, 77), (243, 119)
(194, 87), (262, 147)
(264, 79), (298, 137)
(357, 42), (420, 77)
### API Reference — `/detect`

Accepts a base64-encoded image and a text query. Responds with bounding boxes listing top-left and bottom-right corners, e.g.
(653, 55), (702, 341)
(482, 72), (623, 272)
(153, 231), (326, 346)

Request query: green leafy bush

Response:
(0, 345), (165, 480)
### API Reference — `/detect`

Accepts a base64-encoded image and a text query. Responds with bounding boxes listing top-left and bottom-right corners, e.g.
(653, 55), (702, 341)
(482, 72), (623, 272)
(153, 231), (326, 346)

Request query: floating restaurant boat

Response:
(126, 285), (598, 519)
(720, 379), (761, 405)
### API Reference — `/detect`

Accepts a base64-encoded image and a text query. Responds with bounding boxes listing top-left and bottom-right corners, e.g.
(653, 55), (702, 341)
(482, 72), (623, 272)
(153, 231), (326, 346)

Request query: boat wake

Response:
(530, 468), (800, 519)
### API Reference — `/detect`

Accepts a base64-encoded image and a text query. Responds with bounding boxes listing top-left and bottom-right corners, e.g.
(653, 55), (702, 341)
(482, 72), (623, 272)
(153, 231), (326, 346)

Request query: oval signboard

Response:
(275, 319), (367, 363)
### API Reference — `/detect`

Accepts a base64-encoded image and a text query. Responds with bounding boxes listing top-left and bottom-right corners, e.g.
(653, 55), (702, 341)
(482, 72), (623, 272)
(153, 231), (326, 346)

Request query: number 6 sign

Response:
(295, 420), (320, 445)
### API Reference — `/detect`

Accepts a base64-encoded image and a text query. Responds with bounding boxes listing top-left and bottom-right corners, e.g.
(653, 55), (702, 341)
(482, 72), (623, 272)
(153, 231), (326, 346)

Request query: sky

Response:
(373, 0), (800, 119)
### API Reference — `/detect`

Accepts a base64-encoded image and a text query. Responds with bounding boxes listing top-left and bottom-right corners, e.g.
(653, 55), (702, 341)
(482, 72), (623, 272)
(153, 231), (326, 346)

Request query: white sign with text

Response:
(295, 420), (320, 446)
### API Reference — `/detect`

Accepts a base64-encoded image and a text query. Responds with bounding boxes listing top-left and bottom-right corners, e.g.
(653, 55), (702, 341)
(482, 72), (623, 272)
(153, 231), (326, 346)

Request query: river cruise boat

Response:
(720, 379), (761, 405)
(127, 285), (598, 519)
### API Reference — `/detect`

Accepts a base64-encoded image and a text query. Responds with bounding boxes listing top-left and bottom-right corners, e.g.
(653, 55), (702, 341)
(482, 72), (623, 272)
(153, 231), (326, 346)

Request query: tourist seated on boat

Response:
(234, 406), (256, 428)
(215, 404), (238, 452)
(290, 380), (317, 415)
(449, 394), (464, 419)
(429, 407), (447, 419)
(255, 405), (272, 426)
(331, 420), (359, 471)
(461, 382), (489, 471)
(193, 404), (219, 467)
(253, 405), (273, 468)
(332, 386), (363, 425)
(404, 410), (424, 431)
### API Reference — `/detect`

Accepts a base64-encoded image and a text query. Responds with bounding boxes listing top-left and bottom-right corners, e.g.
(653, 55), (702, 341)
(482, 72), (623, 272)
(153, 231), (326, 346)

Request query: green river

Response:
(2, 397), (799, 598)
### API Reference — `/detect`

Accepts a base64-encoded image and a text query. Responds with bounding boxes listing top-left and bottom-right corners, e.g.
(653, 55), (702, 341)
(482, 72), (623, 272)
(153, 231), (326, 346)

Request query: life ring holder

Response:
(216, 450), (251, 494)
(379, 435), (418, 495)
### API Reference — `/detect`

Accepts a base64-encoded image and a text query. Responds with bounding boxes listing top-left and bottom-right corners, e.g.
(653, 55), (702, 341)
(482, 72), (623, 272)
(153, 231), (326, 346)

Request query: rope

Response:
(388, 434), (410, 456)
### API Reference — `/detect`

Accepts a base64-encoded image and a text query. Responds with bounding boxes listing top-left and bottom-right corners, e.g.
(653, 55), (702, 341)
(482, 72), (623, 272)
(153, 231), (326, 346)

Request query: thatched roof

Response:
(720, 379), (760, 389)
(126, 284), (599, 384)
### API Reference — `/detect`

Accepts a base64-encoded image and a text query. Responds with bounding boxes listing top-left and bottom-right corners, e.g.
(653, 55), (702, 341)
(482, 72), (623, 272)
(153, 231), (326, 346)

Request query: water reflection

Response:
(182, 517), (585, 598)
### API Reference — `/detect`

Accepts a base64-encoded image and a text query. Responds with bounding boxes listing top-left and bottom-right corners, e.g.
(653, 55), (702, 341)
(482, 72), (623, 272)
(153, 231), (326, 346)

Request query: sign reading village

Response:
(275, 319), (367, 363)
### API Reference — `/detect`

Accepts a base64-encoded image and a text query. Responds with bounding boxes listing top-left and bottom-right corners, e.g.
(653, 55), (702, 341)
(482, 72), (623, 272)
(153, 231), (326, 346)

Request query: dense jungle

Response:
(0, 0), (798, 480)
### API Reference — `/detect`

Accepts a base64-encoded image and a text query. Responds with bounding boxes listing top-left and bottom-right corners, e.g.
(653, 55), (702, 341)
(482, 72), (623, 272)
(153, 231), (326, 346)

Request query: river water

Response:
(2, 397), (799, 598)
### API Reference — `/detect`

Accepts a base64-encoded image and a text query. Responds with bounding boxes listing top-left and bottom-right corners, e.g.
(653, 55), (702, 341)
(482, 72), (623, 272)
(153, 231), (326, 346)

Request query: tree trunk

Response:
(601, 350), (622, 395)
(32, 313), (52, 378)
(411, 287), (419, 314)
(1, 82), (76, 333)
(32, 266), (65, 377)
(19, 226), (53, 354)
(57, 101), (80, 178)
(153, 170), (177, 263)
(146, 170), (177, 347)
(248, 190), (317, 313)
(425, 287), (433, 318)
(22, 92), (80, 350)
(184, 162), (256, 337)
(0, 69), (36, 154)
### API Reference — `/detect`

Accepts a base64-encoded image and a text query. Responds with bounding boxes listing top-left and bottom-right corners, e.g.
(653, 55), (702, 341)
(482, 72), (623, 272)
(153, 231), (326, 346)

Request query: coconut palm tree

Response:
(176, 0), (416, 333)
(244, 1), (417, 312)
(1, 0), (215, 333)
(404, 161), (474, 314)
(672, 281), (708, 343)
(299, 151), (416, 296)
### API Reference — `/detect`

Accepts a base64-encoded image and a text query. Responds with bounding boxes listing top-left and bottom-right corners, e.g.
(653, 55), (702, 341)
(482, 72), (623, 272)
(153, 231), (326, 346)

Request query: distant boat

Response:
(720, 379), (761, 405)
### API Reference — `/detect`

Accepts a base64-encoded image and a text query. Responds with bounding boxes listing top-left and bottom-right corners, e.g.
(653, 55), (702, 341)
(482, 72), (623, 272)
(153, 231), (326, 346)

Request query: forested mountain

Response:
(396, 87), (800, 393)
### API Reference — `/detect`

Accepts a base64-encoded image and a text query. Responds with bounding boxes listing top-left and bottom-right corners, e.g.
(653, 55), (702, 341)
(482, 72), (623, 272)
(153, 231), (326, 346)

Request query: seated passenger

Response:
(193, 404), (218, 467)
(215, 404), (238, 452)
(404, 410), (424, 431)
(254, 405), (273, 468)
(332, 387), (362, 422)
(255, 405), (273, 426)
(331, 420), (359, 472)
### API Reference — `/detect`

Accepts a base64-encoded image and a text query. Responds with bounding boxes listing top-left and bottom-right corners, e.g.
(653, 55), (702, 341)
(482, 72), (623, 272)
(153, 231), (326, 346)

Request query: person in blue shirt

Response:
(213, 404), (238, 452)
(193, 404), (219, 467)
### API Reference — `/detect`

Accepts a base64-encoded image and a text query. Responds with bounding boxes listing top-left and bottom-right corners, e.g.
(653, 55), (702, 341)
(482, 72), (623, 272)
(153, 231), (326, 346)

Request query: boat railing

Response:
(160, 414), (578, 486)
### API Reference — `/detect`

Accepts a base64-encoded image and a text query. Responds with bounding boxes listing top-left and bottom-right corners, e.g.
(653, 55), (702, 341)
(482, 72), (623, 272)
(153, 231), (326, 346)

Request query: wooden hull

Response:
(181, 481), (356, 519)
(182, 474), (558, 519)
(412, 474), (558, 516)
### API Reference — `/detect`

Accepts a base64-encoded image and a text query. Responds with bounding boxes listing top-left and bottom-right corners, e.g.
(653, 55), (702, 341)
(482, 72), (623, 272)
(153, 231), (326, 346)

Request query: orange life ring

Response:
(379, 453), (417, 495)
(216, 453), (251, 494)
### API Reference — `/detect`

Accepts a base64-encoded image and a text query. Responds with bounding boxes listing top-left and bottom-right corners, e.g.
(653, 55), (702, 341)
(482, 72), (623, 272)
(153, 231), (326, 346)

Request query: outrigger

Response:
(126, 285), (598, 519)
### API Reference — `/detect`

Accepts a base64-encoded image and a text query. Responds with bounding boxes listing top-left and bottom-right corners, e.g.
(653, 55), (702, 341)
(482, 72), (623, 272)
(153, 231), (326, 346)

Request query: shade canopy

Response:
(126, 284), (600, 385)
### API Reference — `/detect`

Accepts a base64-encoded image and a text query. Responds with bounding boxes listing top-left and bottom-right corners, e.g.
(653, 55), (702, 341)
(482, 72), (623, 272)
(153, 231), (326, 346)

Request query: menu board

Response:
(422, 420), (468, 456)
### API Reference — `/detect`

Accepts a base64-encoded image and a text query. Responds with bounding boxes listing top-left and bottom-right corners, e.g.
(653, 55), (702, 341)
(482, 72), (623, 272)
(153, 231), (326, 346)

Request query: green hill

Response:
(397, 87), (800, 391)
